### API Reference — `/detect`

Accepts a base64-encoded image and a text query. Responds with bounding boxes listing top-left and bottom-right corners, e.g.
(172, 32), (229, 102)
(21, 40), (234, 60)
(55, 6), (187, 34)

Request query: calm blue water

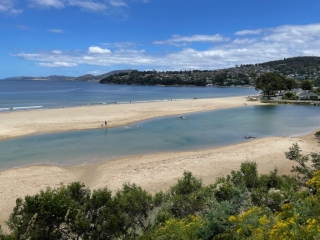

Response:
(0, 80), (257, 111)
(1, 105), (319, 170)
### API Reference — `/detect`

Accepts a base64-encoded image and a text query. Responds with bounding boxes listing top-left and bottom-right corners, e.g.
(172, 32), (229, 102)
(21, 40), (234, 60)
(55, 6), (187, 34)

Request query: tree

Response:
(314, 87), (320, 94)
(114, 183), (154, 237)
(255, 73), (283, 99)
(167, 171), (211, 218)
(7, 182), (90, 239)
(285, 143), (320, 185)
(283, 78), (298, 90)
(301, 80), (313, 90)
(213, 73), (227, 86)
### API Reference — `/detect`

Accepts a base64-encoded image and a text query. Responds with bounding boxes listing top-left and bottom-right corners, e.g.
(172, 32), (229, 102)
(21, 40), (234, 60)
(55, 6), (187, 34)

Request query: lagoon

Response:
(1, 104), (319, 170)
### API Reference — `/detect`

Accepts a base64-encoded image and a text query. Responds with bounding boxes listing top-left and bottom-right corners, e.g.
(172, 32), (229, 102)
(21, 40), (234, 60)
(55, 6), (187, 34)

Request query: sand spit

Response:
(0, 96), (263, 140)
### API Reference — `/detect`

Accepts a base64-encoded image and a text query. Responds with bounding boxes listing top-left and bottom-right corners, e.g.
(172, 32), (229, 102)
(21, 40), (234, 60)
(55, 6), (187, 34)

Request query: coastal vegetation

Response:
(254, 73), (297, 99)
(99, 70), (208, 86)
(1, 144), (320, 239)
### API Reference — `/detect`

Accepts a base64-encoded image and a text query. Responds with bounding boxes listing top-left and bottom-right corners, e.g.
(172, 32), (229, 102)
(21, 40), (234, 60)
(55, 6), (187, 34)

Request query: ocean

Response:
(0, 80), (257, 112)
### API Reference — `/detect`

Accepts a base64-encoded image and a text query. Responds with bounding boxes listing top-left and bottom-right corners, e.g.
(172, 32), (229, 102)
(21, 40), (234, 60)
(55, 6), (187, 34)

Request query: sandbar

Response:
(0, 96), (263, 140)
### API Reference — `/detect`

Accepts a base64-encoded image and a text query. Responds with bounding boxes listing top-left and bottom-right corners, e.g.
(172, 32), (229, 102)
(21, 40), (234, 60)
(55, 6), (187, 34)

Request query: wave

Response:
(0, 106), (44, 111)
(0, 88), (81, 95)
(13, 106), (43, 110)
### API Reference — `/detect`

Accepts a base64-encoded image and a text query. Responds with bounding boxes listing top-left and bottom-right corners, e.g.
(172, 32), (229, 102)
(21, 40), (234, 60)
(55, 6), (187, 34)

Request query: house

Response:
(298, 92), (320, 100)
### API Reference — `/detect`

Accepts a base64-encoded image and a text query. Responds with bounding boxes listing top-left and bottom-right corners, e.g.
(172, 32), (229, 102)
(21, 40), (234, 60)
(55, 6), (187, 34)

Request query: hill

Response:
(1, 70), (134, 82)
(99, 56), (320, 87)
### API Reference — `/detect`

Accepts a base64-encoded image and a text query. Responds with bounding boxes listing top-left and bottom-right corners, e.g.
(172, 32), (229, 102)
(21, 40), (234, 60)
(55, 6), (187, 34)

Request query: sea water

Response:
(0, 105), (319, 170)
(0, 80), (257, 111)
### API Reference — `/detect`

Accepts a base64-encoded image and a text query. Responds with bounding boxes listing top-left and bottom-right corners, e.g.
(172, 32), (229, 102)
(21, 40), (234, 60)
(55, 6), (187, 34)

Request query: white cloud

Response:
(232, 38), (257, 45)
(9, 8), (23, 14)
(1, 0), (150, 15)
(102, 41), (137, 49)
(85, 69), (106, 75)
(107, 0), (127, 7)
(47, 29), (63, 33)
(52, 50), (62, 54)
(37, 62), (78, 67)
(0, 0), (22, 14)
(68, 0), (108, 11)
(88, 46), (111, 54)
(154, 34), (229, 45)
(235, 29), (262, 36)
(29, 0), (65, 8)
(133, 0), (150, 2)
(11, 23), (320, 71)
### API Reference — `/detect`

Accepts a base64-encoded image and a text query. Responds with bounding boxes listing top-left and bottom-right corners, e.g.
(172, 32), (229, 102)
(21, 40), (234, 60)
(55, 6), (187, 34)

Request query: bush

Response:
(168, 171), (211, 218)
(282, 91), (297, 100)
(143, 215), (203, 240)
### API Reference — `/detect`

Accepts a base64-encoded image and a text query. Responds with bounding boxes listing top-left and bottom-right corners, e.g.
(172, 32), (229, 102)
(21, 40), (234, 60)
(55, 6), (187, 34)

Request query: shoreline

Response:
(0, 95), (263, 140)
(2, 96), (318, 229)
(1, 131), (319, 228)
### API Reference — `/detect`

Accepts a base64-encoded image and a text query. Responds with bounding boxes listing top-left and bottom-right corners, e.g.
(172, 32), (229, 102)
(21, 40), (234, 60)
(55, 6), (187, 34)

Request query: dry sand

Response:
(0, 96), (263, 140)
(0, 96), (318, 229)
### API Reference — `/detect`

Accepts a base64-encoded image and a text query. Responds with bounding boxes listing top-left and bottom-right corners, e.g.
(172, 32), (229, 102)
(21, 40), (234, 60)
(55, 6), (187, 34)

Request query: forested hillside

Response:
(99, 56), (320, 87)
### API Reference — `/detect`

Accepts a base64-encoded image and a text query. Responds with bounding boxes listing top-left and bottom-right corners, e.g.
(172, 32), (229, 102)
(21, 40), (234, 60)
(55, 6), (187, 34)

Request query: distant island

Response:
(2, 56), (320, 87)
(1, 70), (134, 82)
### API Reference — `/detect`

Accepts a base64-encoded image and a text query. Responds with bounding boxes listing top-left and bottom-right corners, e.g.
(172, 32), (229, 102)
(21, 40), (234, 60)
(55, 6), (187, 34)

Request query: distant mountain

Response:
(1, 75), (75, 81)
(1, 69), (134, 82)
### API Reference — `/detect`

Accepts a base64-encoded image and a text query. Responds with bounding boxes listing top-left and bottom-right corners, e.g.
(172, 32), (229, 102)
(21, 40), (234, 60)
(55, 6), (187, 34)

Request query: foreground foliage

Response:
(1, 144), (320, 239)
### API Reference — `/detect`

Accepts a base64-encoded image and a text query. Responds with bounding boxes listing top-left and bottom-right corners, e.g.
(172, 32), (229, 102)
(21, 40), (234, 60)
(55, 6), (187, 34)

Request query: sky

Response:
(1, 0), (320, 78)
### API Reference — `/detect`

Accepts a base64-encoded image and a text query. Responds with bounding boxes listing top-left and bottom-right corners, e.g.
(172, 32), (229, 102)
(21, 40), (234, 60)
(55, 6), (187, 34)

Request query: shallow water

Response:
(0, 105), (319, 170)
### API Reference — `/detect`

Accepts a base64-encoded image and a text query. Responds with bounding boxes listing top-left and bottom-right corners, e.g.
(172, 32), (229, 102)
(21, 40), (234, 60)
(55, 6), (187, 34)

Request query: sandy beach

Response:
(0, 96), (263, 140)
(0, 132), (319, 229)
(1, 96), (318, 229)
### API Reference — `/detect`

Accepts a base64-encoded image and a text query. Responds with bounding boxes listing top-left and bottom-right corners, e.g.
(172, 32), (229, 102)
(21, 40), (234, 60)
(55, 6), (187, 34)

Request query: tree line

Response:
(1, 142), (320, 239)
(99, 70), (207, 86)
(255, 72), (316, 99)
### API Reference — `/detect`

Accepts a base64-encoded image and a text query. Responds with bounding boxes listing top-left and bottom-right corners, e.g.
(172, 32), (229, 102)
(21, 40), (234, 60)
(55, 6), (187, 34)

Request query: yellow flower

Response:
(259, 215), (270, 225)
(229, 215), (237, 222)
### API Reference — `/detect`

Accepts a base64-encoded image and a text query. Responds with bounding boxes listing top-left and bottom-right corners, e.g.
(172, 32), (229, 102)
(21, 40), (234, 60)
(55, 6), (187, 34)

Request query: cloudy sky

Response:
(1, 0), (320, 78)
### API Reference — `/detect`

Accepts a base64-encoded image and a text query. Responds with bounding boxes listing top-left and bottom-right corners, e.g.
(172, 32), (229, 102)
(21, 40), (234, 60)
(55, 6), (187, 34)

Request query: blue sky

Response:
(1, 0), (320, 78)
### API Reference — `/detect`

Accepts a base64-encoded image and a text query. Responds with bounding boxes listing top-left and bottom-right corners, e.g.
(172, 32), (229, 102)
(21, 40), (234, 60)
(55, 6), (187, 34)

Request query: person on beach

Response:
(105, 121), (107, 126)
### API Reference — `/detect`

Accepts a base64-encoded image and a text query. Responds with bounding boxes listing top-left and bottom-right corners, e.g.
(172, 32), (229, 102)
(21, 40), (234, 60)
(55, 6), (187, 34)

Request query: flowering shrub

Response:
(147, 215), (204, 239)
